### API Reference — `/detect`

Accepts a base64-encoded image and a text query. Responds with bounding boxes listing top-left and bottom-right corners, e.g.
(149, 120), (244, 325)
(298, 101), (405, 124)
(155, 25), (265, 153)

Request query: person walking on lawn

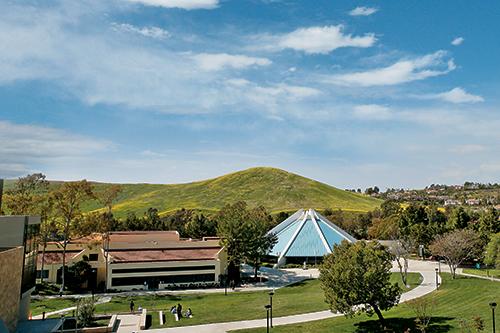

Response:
(177, 303), (182, 319)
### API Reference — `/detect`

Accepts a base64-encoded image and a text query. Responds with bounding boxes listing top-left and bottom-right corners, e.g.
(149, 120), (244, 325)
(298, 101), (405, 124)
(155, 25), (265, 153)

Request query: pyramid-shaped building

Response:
(268, 209), (356, 266)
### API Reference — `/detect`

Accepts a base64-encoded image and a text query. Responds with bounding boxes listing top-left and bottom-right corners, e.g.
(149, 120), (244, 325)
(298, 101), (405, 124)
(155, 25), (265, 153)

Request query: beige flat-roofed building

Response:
(0, 216), (40, 333)
(37, 231), (227, 291)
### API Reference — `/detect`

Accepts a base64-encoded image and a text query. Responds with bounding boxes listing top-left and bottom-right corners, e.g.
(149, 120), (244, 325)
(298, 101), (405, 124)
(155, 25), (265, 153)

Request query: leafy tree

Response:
(217, 202), (276, 282)
(51, 180), (94, 293)
(122, 212), (143, 230)
(484, 232), (500, 269)
(399, 204), (432, 248)
(143, 207), (162, 230)
(4, 173), (48, 215)
(77, 297), (95, 327)
(244, 206), (277, 278)
(66, 259), (93, 291)
(478, 208), (499, 236)
(426, 206), (448, 236)
(429, 229), (482, 278)
(274, 211), (290, 225)
(319, 241), (401, 323)
(163, 208), (193, 234)
(449, 207), (471, 229)
(367, 216), (398, 240)
(380, 200), (401, 218)
(184, 213), (217, 239)
(390, 238), (415, 288)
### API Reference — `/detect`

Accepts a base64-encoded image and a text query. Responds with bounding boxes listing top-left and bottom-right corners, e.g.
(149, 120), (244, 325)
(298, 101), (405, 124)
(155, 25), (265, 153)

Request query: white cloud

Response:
(257, 25), (376, 54)
(0, 120), (111, 178)
(451, 37), (464, 46)
(450, 144), (487, 154)
(192, 53), (272, 71)
(326, 51), (455, 86)
(253, 84), (321, 100)
(353, 104), (392, 120)
(436, 87), (484, 104)
(125, 0), (219, 10)
(111, 23), (170, 39)
(349, 6), (378, 16)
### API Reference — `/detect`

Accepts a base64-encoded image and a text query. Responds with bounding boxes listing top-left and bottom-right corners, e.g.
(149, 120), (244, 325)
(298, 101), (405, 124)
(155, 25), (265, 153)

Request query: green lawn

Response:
(463, 268), (500, 279)
(92, 273), (420, 328)
(233, 274), (499, 333)
(29, 273), (420, 326)
(31, 298), (78, 316)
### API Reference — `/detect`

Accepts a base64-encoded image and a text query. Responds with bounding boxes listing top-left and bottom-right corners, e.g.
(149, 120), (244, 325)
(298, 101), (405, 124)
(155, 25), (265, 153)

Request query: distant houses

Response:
(444, 199), (460, 206)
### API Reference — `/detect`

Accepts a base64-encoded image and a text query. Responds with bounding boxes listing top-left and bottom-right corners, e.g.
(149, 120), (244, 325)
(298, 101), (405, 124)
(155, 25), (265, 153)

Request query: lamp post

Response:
(269, 290), (275, 328)
(490, 302), (497, 333)
(224, 266), (229, 296)
(265, 304), (271, 333)
(435, 268), (439, 290)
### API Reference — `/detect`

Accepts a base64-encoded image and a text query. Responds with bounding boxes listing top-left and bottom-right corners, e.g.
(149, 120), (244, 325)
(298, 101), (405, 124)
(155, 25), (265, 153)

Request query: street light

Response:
(224, 267), (228, 296)
(269, 290), (275, 328)
(435, 268), (439, 290)
(265, 304), (272, 333)
(490, 302), (497, 333)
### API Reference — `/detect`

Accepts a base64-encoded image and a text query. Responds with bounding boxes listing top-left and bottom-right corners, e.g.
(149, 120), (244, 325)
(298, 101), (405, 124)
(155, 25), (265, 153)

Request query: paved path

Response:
(456, 268), (500, 282)
(116, 314), (142, 333)
(144, 260), (441, 333)
(32, 296), (112, 319)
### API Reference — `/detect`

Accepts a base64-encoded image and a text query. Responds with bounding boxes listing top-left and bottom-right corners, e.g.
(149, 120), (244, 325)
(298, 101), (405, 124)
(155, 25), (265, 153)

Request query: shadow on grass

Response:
(353, 316), (454, 332)
(281, 279), (312, 289)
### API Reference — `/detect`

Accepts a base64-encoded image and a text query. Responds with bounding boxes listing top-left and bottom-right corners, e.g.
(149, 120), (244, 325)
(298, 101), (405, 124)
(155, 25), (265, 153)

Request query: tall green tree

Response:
(51, 180), (94, 293)
(478, 208), (499, 236)
(399, 204), (432, 247)
(217, 202), (276, 282)
(184, 213), (217, 239)
(4, 173), (48, 215)
(319, 241), (401, 323)
(449, 207), (471, 230)
(484, 232), (500, 269)
(244, 206), (277, 278)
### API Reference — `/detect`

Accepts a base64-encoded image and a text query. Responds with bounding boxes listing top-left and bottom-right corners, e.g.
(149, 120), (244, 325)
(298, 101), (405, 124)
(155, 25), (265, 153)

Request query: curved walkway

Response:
(145, 260), (441, 333)
(32, 296), (112, 319)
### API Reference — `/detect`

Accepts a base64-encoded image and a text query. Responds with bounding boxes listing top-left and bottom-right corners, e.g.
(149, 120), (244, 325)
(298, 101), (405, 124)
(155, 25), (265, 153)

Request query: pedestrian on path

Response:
(130, 300), (135, 313)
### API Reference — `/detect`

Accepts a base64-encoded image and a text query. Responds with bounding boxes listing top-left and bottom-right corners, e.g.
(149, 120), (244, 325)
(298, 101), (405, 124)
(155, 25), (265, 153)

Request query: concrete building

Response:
(0, 216), (40, 333)
(268, 209), (356, 267)
(37, 231), (227, 291)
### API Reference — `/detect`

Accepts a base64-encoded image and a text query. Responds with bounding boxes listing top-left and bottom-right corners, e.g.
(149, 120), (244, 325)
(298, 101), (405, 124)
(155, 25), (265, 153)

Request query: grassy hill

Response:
(4, 167), (382, 217)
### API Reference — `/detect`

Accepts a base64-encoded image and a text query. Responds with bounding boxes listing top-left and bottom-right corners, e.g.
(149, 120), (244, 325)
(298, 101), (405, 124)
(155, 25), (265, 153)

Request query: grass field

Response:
(31, 298), (78, 316)
(90, 273), (421, 328)
(462, 268), (500, 279)
(4, 167), (382, 218)
(233, 274), (499, 333)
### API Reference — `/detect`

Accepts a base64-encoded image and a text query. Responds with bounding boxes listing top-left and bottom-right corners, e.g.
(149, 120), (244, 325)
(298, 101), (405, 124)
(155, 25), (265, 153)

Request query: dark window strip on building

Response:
(36, 270), (49, 279)
(111, 273), (216, 286)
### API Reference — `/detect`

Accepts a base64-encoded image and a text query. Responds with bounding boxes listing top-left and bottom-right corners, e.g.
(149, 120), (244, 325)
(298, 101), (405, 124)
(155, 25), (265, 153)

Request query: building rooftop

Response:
(108, 247), (222, 263)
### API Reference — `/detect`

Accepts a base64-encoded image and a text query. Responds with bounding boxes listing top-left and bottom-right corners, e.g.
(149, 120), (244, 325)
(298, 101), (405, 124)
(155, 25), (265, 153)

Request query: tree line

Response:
(1, 174), (278, 291)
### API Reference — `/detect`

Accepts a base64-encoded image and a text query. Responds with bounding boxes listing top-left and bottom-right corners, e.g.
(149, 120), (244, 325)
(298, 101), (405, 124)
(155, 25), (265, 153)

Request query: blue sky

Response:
(1, 0), (500, 189)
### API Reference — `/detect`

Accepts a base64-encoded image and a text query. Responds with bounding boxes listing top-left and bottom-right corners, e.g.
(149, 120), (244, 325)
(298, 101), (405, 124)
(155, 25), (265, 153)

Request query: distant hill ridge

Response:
(5, 167), (382, 217)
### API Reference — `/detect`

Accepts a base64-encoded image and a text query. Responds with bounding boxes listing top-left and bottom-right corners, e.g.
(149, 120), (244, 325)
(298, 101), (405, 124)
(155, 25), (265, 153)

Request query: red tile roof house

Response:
(37, 231), (227, 291)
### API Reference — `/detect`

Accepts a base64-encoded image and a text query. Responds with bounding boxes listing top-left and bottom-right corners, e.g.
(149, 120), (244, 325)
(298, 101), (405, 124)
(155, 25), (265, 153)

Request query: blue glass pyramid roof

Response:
(268, 209), (356, 258)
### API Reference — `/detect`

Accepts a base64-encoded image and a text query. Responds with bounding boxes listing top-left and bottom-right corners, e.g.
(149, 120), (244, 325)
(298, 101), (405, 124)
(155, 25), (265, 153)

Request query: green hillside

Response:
(4, 167), (382, 217)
